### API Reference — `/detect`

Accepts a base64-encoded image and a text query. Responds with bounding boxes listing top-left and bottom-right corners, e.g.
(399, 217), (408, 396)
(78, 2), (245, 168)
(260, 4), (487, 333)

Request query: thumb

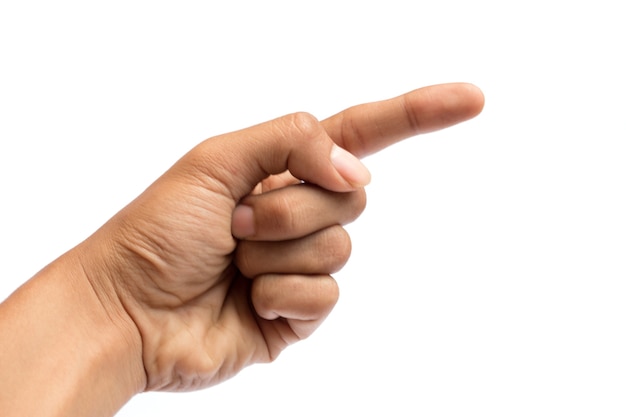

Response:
(192, 112), (371, 200)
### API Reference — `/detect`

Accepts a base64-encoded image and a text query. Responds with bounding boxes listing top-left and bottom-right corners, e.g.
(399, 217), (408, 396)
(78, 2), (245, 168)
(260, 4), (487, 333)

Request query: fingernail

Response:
(330, 144), (371, 187)
(232, 204), (255, 238)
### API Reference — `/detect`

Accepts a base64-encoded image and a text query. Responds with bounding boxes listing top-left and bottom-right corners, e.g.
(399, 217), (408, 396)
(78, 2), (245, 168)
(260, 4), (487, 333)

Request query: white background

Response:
(1, 1), (625, 416)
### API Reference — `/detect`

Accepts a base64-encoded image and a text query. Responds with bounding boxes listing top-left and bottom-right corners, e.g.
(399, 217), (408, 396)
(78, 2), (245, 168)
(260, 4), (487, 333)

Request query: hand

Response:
(74, 83), (484, 392)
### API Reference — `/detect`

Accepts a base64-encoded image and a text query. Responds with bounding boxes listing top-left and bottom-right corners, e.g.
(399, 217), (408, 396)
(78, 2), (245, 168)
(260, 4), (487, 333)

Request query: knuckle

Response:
(317, 276), (340, 308)
(356, 188), (367, 212)
(339, 107), (368, 156)
(337, 188), (367, 225)
(285, 111), (322, 140)
(349, 188), (367, 218)
(263, 192), (299, 236)
(321, 226), (352, 273)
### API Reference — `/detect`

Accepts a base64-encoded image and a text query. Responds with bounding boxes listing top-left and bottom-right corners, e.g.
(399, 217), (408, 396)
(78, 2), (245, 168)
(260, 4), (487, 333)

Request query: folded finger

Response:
(235, 225), (351, 278)
(232, 183), (366, 240)
(251, 273), (339, 339)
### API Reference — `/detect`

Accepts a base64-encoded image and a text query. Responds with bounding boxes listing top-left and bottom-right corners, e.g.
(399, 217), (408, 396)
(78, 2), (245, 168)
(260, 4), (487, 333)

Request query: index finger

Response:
(321, 83), (485, 158)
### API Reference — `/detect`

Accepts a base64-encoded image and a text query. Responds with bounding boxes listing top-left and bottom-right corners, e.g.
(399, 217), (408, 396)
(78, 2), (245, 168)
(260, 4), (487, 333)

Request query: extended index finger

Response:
(321, 83), (485, 158)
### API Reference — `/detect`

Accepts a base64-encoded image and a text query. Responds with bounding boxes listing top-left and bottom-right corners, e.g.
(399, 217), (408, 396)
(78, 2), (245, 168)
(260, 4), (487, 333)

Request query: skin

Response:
(0, 83), (484, 417)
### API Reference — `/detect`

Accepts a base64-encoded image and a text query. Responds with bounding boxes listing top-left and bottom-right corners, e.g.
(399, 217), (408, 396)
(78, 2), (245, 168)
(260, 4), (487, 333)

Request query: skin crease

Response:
(0, 83), (484, 417)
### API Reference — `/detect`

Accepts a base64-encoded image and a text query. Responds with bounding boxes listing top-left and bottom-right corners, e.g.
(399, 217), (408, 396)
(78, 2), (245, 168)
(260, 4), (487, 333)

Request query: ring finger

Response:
(235, 224), (351, 278)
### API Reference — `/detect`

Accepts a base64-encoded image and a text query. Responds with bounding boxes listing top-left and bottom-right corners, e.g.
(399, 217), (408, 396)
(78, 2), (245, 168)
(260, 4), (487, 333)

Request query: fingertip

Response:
(443, 82), (485, 119)
(414, 82), (486, 132)
(461, 82), (486, 116)
(232, 204), (255, 238)
(330, 144), (371, 188)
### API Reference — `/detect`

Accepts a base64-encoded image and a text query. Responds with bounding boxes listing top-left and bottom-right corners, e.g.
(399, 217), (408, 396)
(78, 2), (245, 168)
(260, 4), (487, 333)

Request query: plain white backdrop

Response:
(1, 1), (625, 416)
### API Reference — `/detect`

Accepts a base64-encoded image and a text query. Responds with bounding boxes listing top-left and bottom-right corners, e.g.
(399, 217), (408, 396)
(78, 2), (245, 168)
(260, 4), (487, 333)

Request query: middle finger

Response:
(231, 183), (366, 241)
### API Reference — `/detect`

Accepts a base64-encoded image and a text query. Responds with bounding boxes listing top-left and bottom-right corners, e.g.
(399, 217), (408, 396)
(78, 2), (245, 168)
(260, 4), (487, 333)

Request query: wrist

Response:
(71, 238), (148, 395)
(0, 246), (145, 417)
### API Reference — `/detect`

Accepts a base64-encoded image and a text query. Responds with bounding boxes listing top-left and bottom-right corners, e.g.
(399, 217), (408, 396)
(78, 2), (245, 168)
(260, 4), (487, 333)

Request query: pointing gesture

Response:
(0, 83), (484, 417)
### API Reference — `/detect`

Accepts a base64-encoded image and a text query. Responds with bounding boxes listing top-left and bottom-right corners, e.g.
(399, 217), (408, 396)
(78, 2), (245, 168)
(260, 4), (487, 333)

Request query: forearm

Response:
(0, 249), (145, 417)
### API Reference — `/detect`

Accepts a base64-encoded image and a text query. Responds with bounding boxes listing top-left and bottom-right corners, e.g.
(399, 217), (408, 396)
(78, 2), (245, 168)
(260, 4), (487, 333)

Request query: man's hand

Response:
(80, 111), (371, 392)
(0, 83), (483, 417)
(82, 82), (484, 393)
